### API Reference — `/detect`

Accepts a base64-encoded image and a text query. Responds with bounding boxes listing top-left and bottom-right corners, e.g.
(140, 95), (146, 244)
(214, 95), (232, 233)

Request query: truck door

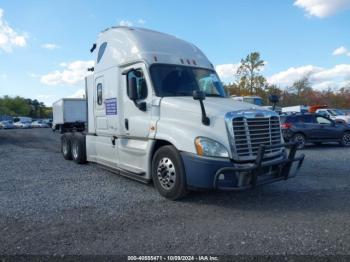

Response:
(117, 63), (154, 174)
(121, 63), (152, 137)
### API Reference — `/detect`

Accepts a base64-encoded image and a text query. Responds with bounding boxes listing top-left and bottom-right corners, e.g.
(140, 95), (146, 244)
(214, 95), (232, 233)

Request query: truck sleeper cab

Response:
(61, 27), (305, 200)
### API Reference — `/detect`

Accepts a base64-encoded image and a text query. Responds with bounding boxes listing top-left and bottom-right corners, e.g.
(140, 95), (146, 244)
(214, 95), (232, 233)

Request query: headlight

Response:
(194, 137), (229, 158)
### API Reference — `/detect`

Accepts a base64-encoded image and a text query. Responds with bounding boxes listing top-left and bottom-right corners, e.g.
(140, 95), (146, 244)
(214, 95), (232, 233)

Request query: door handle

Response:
(125, 118), (129, 130)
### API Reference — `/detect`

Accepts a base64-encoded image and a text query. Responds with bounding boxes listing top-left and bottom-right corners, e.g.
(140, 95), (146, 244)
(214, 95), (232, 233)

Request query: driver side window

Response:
(318, 111), (329, 117)
(316, 116), (332, 125)
(127, 69), (148, 100)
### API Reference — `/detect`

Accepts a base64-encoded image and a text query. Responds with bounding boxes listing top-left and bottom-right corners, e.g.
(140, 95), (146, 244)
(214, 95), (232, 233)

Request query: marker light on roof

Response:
(192, 60), (197, 65)
(186, 59), (190, 65)
(154, 56), (158, 62)
(180, 59), (184, 64)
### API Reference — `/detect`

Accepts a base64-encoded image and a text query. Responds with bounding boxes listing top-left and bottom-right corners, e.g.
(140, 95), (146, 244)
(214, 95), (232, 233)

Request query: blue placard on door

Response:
(105, 98), (117, 115)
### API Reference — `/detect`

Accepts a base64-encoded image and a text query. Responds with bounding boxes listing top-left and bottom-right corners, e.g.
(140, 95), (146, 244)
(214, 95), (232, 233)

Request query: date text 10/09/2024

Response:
(127, 256), (219, 261)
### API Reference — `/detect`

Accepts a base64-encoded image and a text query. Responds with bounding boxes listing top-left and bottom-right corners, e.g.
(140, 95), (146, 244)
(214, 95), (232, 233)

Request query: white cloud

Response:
(312, 64), (350, 81)
(332, 46), (350, 56)
(68, 89), (85, 98)
(0, 8), (27, 52)
(40, 60), (94, 86)
(119, 20), (133, 27)
(41, 43), (60, 50)
(137, 19), (146, 25)
(268, 64), (350, 90)
(294, 0), (350, 18)
(268, 65), (322, 86)
(215, 63), (240, 83)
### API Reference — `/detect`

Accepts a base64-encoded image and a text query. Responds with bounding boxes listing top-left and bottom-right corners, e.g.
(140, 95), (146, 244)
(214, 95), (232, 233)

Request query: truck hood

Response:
(160, 97), (264, 117)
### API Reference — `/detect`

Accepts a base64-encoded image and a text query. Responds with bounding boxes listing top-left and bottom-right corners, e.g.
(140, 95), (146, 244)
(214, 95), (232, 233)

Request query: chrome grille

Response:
(231, 116), (283, 160)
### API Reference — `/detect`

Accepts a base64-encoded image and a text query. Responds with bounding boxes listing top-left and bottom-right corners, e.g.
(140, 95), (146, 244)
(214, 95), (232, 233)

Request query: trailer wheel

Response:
(152, 145), (188, 200)
(71, 133), (87, 164)
(61, 133), (73, 160)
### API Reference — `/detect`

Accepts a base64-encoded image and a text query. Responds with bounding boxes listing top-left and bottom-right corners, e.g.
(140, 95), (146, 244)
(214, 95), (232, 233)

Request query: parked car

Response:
(316, 108), (350, 124)
(280, 113), (350, 148)
(341, 109), (350, 116)
(0, 120), (15, 129)
(31, 120), (49, 128)
(14, 121), (32, 129)
(42, 119), (53, 128)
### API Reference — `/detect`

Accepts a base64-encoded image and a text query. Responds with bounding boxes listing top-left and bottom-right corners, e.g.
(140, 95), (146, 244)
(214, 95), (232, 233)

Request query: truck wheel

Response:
(152, 145), (188, 200)
(292, 133), (306, 149)
(71, 133), (87, 164)
(61, 133), (73, 160)
(341, 132), (350, 147)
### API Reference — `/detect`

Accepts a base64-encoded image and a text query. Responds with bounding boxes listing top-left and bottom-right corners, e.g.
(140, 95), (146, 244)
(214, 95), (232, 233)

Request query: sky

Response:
(0, 0), (350, 106)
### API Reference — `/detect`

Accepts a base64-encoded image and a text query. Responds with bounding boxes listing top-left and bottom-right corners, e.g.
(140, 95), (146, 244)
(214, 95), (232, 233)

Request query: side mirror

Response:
(268, 94), (279, 111)
(268, 94), (279, 104)
(128, 77), (138, 100)
(193, 90), (206, 100)
(192, 90), (210, 126)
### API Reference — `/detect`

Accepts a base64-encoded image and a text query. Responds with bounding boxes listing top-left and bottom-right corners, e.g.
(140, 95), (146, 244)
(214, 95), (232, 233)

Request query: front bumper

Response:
(181, 143), (305, 190)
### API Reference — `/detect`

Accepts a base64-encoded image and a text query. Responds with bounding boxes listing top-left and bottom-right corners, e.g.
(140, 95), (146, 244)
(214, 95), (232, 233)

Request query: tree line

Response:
(0, 95), (52, 118)
(224, 52), (350, 108)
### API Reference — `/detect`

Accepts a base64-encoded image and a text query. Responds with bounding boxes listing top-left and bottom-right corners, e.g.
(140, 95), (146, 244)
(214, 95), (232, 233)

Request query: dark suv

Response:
(280, 113), (350, 148)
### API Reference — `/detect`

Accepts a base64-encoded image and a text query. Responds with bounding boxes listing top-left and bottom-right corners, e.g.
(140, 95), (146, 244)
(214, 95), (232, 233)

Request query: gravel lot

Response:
(0, 128), (349, 255)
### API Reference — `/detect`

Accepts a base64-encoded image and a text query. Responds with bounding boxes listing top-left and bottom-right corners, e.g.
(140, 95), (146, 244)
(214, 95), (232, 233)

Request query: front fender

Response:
(155, 115), (230, 156)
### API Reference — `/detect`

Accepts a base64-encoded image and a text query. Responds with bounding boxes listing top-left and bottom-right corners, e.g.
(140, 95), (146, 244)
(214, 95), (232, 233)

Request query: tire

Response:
(59, 125), (64, 134)
(71, 133), (87, 164)
(152, 145), (188, 200)
(292, 133), (306, 149)
(341, 132), (350, 147)
(61, 133), (73, 160)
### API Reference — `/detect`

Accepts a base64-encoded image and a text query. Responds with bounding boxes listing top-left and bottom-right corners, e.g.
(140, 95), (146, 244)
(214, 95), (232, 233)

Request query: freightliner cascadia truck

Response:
(60, 26), (305, 200)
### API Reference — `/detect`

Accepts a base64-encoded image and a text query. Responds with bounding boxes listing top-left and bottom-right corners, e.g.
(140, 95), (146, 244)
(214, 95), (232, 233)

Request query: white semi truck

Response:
(61, 27), (304, 200)
(52, 98), (87, 133)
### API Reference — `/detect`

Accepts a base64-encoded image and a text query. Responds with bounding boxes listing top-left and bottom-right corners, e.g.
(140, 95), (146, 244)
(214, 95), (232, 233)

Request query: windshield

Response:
(329, 109), (345, 116)
(150, 64), (227, 97)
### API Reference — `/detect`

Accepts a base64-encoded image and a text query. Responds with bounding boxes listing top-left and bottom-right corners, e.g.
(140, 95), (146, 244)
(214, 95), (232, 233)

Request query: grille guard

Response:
(225, 110), (284, 161)
(213, 143), (305, 191)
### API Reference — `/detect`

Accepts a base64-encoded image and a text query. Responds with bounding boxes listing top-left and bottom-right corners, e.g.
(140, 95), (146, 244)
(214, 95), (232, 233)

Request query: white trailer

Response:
(52, 98), (86, 133)
(60, 27), (304, 200)
(282, 105), (309, 113)
(231, 96), (263, 106)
